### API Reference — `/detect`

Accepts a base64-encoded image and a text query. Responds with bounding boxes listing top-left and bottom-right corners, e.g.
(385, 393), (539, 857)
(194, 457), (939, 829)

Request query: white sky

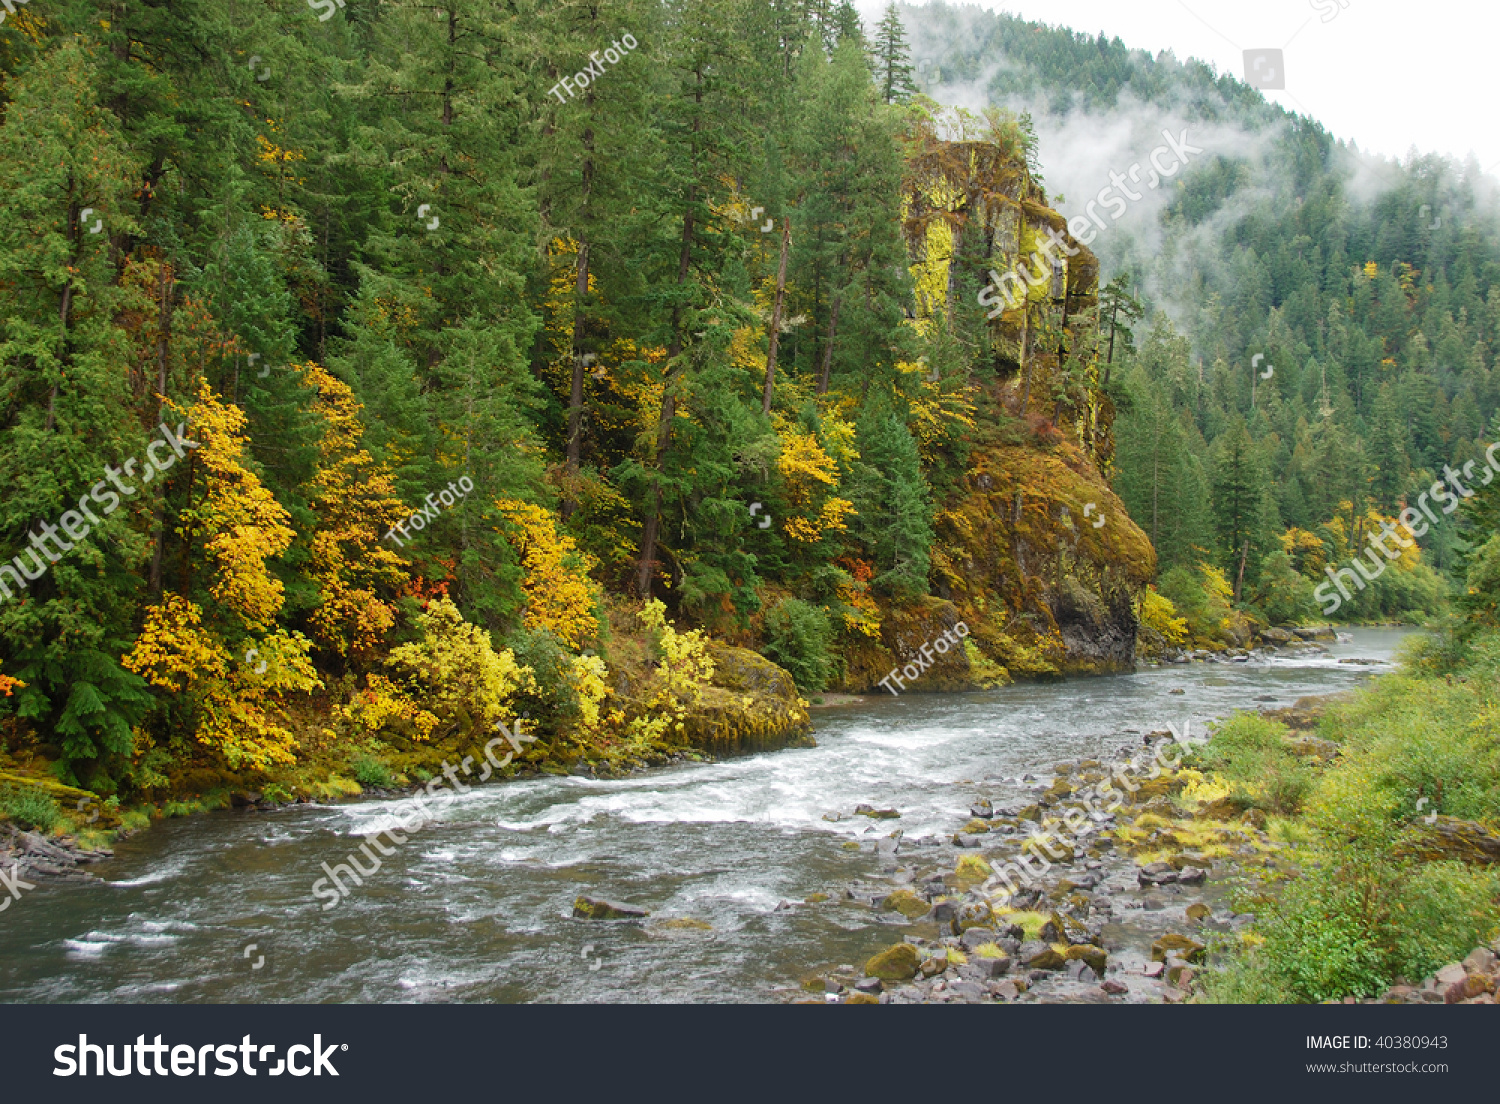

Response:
(861, 0), (1500, 174)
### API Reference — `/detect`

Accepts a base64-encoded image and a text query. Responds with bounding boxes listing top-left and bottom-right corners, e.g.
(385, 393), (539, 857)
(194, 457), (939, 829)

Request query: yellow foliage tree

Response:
(124, 382), (321, 770)
(621, 599), (716, 749)
(774, 419), (858, 546)
(367, 596), (536, 743)
(496, 498), (601, 649)
(301, 362), (411, 657)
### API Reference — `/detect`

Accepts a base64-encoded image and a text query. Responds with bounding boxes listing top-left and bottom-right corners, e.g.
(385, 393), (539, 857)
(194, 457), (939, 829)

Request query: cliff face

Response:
(836, 113), (1155, 692)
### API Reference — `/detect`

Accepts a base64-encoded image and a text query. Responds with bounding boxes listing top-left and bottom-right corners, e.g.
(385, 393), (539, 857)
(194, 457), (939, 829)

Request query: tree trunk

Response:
(149, 263), (175, 594)
(817, 293), (840, 395)
(762, 216), (791, 415)
(1234, 537), (1251, 603)
(635, 168), (698, 596)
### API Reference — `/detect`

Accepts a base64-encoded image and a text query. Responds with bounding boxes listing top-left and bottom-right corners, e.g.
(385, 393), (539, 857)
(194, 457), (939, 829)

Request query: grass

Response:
(0, 783), (61, 832)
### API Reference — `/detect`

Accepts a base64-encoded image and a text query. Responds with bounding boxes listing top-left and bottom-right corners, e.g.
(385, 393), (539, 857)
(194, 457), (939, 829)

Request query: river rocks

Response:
(1019, 941), (1067, 970)
(0, 825), (107, 882)
(960, 818), (991, 834)
(1137, 861), (1178, 886)
(1175, 865), (1207, 886)
(970, 800), (994, 819)
(865, 942), (921, 981)
(1151, 934), (1205, 963)
(1185, 903), (1210, 921)
(882, 889), (930, 919)
(974, 955), (1012, 979)
(573, 896), (650, 920)
(918, 952), (949, 978)
(855, 804), (901, 819)
(956, 900), (995, 931)
(1065, 944), (1108, 973)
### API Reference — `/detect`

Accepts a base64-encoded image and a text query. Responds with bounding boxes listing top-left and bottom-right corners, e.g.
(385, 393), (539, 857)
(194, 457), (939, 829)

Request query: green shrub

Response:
(0, 783), (61, 832)
(350, 752), (394, 789)
(1389, 861), (1500, 982)
(1196, 714), (1314, 815)
(763, 599), (839, 692)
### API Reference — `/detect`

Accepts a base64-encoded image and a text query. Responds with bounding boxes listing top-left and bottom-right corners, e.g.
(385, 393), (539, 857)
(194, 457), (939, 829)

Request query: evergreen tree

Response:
(871, 4), (917, 105)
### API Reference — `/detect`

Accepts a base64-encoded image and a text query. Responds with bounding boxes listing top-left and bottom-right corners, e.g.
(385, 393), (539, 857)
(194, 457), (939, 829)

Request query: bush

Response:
(1195, 714), (1314, 815)
(350, 753), (393, 789)
(763, 599), (839, 692)
(0, 783), (61, 831)
(1390, 861), (1500, 981)
(1250, 878), (1390, 1002)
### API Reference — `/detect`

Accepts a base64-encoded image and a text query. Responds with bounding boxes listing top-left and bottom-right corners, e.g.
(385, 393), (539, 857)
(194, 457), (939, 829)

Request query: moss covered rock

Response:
(882, 889), (930, 919)
(865, 942), (920, 981)
(1065, 944), (1108, 973)
(573, 896), (650, 920)
(1151, 933), (1206, 963)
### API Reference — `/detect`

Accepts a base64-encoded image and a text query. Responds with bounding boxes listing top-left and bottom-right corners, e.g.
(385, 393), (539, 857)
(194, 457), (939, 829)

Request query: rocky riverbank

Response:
(788, 684), (1498, 1006)
(1, 822), (115, 885)
(789, 733), (1256, 1004)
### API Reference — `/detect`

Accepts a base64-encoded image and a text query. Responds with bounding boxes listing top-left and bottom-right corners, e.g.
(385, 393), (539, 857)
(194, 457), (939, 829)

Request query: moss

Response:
(882, 889), (930, 919)
(864, 942), (920, 981)
(955, 853), (992, 880)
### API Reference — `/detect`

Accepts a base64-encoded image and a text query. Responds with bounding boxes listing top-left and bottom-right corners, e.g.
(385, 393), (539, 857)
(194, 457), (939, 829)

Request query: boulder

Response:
(957, 900), (995, 932)
(970, 800), (994, 819)
(1445, 975), (1491, 1003)
(881, 889), (929, 919)
(1019, 941), (1067, 970)
(864, 942), (921, 981)
(573, 896), (649, 920)
(974, 955), (1012, 979)
(1064, 944), (1108, 973)
(1151, 934), (1206, 964)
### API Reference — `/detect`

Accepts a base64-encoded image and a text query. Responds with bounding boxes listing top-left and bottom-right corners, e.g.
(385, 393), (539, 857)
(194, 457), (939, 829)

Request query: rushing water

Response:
(0, 628), (1414, 1004)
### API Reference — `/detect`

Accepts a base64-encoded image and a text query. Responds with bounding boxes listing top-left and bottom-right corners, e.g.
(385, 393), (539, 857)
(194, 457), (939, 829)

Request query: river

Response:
(0, 628), (1413, 1003)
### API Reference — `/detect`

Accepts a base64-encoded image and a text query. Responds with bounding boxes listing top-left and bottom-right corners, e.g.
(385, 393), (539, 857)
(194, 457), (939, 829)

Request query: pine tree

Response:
(871, 4), (918, 105)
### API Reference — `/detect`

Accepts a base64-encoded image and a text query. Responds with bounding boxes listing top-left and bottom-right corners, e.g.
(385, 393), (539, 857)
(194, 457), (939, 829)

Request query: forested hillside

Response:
(904, 1), (1500, 633)
(0, 0), (1155, 807)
